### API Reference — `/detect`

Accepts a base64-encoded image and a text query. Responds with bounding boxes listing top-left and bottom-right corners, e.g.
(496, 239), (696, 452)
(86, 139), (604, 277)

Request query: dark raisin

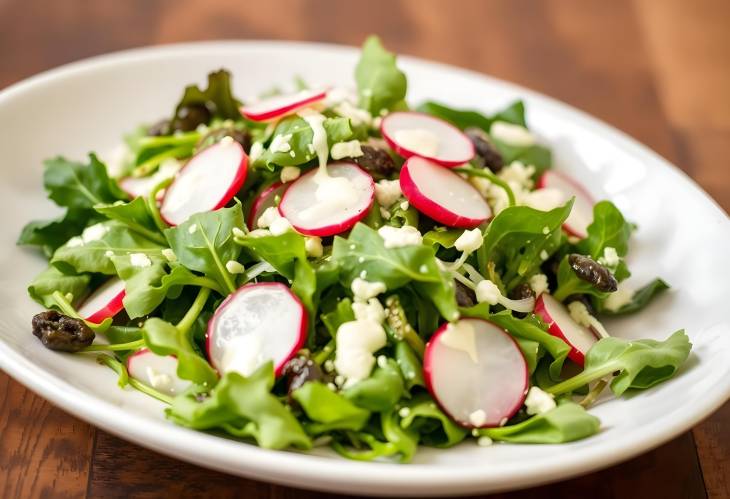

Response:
(32, 310), (95, 352)
(171, 104), (211, 132)
(353, 145), (397, 180)
(567, 254), (618, 292)
(454, 279), (476, 307)
(147, 119), (171, 136)
(281, 354), (324, 396)
(465, 127), (503, 172)
(509, 282), (535, 300)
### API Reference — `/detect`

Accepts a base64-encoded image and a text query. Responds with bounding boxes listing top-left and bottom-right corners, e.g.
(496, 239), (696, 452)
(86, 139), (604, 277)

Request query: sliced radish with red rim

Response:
(77, 277), (125, 324)
(126, 348), (191, 396)
(118, 160), (181, 199)
(160, 138), (248, 226)
(537, 170), (594, 239)
(424, 318), (528, 428)
(207, 282), (307, 377)
(381, 112), (475, 167)
(278, 162), (374, 236)
(240, 88), (328, 122)
(400, 156), (491, 228)
(247, 181), (287, 230)
(534, 294), (599, 365)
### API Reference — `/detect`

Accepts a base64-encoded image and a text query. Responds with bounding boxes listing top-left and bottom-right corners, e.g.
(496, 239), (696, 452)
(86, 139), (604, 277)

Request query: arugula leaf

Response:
(28, 266), (90, 308)
(164, 204), (244, 294)
(394, 341), (425, 389)
(292, 382), (371, 434)
(332, 223), (459, 321)
(478, 402), (600, 443)
(492, 141), (552, 176)
(399, 394), (468, 447)
(142, 317), (218, 386)
(598, 278), (670, 315)
(166, 364), (311, 450)
(422, 228), (461, 249)
(343, 358), (405, 412)
(172, 69), (242, 123)
(355, 36), (408, 115)
(321, 298), (355, 337)
(381, 410), (419, 463)
(548, 330), (691, 396)
(94, 197), (166, 245)
(17, 208), (100, 257)
(416, 100), (526, 132)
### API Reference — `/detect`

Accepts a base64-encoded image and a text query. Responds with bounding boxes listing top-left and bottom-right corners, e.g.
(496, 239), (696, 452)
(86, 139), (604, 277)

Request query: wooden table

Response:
(1, 0), (728, 497)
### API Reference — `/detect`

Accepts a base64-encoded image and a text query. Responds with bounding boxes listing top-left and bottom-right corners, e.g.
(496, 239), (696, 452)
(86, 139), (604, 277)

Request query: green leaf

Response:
(381, 410), (419, 463)
(422, 229), (462, 249)
(343, 358), (405, 412)
(599, 278), (670, 316)
(43, 154), (127, 210)
(172, 69), (242, 123)
(164, 204), (244, 294)
(399, 394), (468, 448)
(548, 330), (692, 397)
(17, 208), (99, 257)
(394, 341), (425, 389)
(577, 201), (632, 259)
(321, 298), (355, 337)
(28, 266), (90, 308)
(514, 338), (540, 374)
(492, 141), (552, 176)
(142, 317), (218, 386)
(166, 364), (311, 450)
(416, 100), (526, 132)
(478, 402), (600, 443)
(94, 197), (166, 244)
(355, 36), (407, 115)
(52, 221), (164, 276)
(292, 382), (371, 434)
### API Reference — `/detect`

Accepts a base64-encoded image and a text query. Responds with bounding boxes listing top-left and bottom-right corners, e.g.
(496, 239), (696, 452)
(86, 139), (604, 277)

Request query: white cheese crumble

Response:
(398, 407), (411, 418)
(568, 301), (610, 339)
(352, 298), (385, 324)
(599, 247), (620, 268)
(377, 225), (422, 249)
(454, 228), (483, 253)
(491, 122), (536, 147)
(540, 250), (549, 261)
(249, 142), (264, 163)
(323, 359), (335, 373)
(269, 133), (293, 153)
(82, 223), (109, 243)
(440, 321), (478, 363)
(161, 248), (177, 262)
(529, 273), (549, 296)
(603, 283), (635, 312)
(477, 436), (494, 447)
(330, 140), (363, 160)
(129, 253), (152, 268)
(399, 200), (409, 211)
(225, 260), (245, 274)
(393, 128), (440, 157)
(66, 237), (84, 248)
(334, 319), (386, 386)
(351, 278), (386, 302)
(498, 161), (535, 189)
(304, 236), (323, 258)
(475, 280), (502, 305)
(374, 179), (402, 208)
(468, 409), (487, 427)
(524, 386), (556, 415)
(231, 227), (246, 238)
(280, 166), (301, 183)
(257, 206), (292, 235)
(188, 224), (198, 234)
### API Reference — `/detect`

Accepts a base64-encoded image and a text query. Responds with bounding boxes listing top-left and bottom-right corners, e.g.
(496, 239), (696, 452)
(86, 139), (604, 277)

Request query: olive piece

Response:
(509, 282), (535, 301)
(353, 145), (397, 180)
(32, 310), (95, 352)
(147, 119), (171, 137)
(465, 127), (504, 172)
(198, 127), (251, 151)
(454, 279), (476, 307)
(281, 354), (324, 396)
(171, 104), (212, 132)
(567, 254), (618, 292)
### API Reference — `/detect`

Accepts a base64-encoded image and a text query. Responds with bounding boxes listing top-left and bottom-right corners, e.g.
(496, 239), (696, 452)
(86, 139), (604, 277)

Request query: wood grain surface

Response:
(1, 0), (728, 497)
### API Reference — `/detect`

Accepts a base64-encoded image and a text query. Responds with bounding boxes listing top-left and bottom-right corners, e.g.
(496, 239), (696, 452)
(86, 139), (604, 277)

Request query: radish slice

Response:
(278, 162), (374, 236)
(118, 160), (181, 199)
(247, 181), (287, 230)
(400, 156), (491, 228)
(240, 88), (327, 122)
(77, 278), (125, 324)
(537, 170), (594, 238)
(160, 138), (248, 226)
(206, 282), (307, 377)
(126, 348), (191, 396)
(424, 318), (528, 428)
(381, 112), (475, 167)
(534, 294), (599, 365)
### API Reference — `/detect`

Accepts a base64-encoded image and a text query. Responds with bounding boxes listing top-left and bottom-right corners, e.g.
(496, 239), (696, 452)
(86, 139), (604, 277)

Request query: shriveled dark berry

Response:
(171, 104), (212, 132)
(465, 127), (503, 172)
(147, 119), (171, 136)
(454, 279), (476, 307)
(353, 145), (397, 180)
(281, 354), (324, 396)
(509, 282), (535, 301)
(32, 310), (94, 352)
(567, 254), (618, 292)
(198, 127), (251, 151)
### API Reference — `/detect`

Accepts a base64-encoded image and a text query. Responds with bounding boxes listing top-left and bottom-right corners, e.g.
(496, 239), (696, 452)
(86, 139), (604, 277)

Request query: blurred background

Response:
(0, 0), (727, 497)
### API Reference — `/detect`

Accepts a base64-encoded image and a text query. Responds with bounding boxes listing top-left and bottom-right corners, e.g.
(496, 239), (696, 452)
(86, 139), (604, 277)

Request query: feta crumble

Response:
(280, 166), (301, 183)
(529, 273), (549, 296)
(129, 253), (152, 268)
(524, 386), (556, 415)
(225, 260), (245, 274)
(330, 140), (363, 160)
(374, 179), (402, 208)
(377, 225), (422, 248)
(454, 228), (483, 253)
(468, 409), (487, 427)
(161, 248), (177, 262)
(304, 236), (323, 258)
(351, 278), (386, 302)
(269, 133), (292, 153)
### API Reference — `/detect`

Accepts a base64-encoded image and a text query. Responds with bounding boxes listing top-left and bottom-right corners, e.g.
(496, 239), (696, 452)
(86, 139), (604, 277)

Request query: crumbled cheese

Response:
(454, 228), (483, 253)
(323, 359), (335, 373)
(398, 407), (411, 418)
(599, 247), (620, 268)
(330, 140), (363, 160)
(477, 436), (494, 447)
(161, 248), (177, 262)
(468, 409), (487, 427)
(66, 237), (84, 248)
(231, 227), (246, 238)
(393, 128), (440, 157)
(280, 166), (301, 183)
(374, 179), (402, 208)
(352, 298), (385, 324)
(498, 161), (535, 189)
(304, 236), (323, 258)
(269, 133), (293, 153)
(380, 207), (391, 219)
(540, 250), (549, 261)
(188, 224), (198, 234)
(249, 142), (264, 163)
(270, 217), (292, 235)
(220, 135), (234, 146)
(524, 386), (556, 415)
(440, 321), (478, 363)
(529, 273), (549, 296)
(475, 280), (502, 305)
(491, 122), (536, 147)
(568, 301), (610, 338)
(376, 354), (388, 369)
(257, 206), (291, 235)
(82, 223), (109, 243)
(334, 319), (387, 386)
(523, 188), (565, 212)
(542, 226), (550, 235)
(377, 225), (422, 248)
(129, 253), (152, 268)
(351, 278), (386, 302)
(225, 260), (245, 274)
(104, 250), (114, 258)
(399, 201), (409, 211)
(359, 269), (367, 279)
(603, 283), (635, 312)
(248, 229), (272, 238)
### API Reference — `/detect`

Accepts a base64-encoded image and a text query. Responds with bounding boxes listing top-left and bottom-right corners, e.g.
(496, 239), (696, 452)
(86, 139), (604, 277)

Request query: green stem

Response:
(552, 282), (575, 302)
(580, 378), (609, 408)
(454, 166), (516, 207)
(176, 287), (211, 335)
(546, 363), (619, 396)
(188, 276), (225, 295)
(51, 291), (110, 333)
(137, 131), (200, 149)
(132, 144), (192, 177)
(128, 378), (173, 404)
(313, 340), (335, 365)
(97, 354), (172, 404)
(80, 339), (145, 352)
(148, 178), (172, 233)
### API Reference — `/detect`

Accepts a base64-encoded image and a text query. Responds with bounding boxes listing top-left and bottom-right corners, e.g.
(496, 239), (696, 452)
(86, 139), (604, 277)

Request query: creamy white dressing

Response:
(440, 321), (478, 363)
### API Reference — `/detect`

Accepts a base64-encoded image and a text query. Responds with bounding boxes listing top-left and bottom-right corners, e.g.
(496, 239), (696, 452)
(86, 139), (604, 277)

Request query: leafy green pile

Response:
(19, 36), (690, 462)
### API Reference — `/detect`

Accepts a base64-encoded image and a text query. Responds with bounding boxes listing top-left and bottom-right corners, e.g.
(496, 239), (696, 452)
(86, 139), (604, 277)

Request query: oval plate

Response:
(0, 41), (728, 496)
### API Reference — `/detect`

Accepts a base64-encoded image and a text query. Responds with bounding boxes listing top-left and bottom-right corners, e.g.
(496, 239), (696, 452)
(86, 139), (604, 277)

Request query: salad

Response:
(19, 36), (691, 462)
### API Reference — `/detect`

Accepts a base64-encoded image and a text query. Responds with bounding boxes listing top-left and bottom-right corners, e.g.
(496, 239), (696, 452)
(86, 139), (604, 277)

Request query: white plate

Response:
(0, 41), (728, 496)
